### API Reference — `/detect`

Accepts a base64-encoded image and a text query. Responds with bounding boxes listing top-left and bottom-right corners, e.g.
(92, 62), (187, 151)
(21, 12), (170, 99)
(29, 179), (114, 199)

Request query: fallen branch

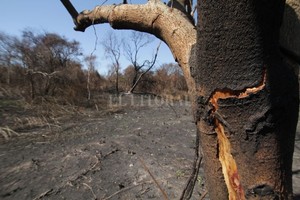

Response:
(138, 157), (169, 200)
(102, 148), (120, 159)
(167, 102), (179, 118)
(33, 189), (55, 200)
(33, 153), (101, 199)
(83, 183), (97, 200)
(101, 182), (147, 200)
(199, 190), (208, 200)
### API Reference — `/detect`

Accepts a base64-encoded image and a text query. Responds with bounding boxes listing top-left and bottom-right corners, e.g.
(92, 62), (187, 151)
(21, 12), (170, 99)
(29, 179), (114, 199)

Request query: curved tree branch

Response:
(67, 0), (196, 92)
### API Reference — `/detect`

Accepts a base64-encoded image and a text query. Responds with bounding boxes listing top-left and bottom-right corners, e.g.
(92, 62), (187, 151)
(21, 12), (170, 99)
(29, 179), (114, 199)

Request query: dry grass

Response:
(0, 94), (125, 142)
(0, 126), (20, 141)
(0, 92), (187, 143)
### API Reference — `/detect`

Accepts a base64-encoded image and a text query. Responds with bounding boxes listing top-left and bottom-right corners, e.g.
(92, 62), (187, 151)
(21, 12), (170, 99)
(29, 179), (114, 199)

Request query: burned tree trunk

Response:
(192, 0), (299, 199)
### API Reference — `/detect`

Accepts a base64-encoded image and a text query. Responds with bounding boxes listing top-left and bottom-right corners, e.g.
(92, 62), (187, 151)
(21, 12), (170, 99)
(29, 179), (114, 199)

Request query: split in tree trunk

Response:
(192, 0), (299, 199)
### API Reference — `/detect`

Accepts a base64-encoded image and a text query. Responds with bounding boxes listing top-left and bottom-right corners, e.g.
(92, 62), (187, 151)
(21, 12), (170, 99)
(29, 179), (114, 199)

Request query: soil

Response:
(0, 94), (299, 200)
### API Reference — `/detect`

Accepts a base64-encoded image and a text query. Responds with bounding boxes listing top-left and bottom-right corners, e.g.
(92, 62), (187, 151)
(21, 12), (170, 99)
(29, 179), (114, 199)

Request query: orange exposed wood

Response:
(215, 120), (245, 200)
(209, 70), (267, 200)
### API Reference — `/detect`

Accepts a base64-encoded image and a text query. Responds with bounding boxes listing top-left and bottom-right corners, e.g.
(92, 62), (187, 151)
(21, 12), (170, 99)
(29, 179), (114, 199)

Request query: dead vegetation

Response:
(0, 94), (210, 199)
(0, 29), (189, 143)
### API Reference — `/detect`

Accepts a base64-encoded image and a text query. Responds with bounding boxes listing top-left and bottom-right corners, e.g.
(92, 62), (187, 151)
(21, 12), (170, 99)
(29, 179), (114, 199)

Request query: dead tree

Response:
(102, 32), (122, 93)
(123, 31), (160, 93)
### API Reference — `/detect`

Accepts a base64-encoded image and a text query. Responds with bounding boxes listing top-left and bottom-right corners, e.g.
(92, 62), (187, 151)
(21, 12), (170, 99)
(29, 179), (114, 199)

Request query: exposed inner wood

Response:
(209, 70), (267, 200)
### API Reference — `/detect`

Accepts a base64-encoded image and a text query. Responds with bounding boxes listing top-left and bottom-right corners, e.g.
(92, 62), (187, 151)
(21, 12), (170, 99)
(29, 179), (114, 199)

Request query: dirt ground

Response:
(0, 94), (299, 200)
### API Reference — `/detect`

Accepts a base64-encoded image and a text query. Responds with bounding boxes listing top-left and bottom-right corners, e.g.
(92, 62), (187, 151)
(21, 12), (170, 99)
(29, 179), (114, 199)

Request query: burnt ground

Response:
(0, 94), (299, 200)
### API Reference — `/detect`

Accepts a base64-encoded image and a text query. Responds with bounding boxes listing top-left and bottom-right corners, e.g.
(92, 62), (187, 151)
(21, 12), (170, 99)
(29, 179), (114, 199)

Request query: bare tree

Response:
(0, 32), (19, 84)
(123, 31), (160, 93)
(16, 30), (81, 72)
(102, 32), (121, 93)
(84, 55), (97, 100)
(15, 30), (82, 100)
(61, 0), (300, 199)
(156, 63), (187, 93)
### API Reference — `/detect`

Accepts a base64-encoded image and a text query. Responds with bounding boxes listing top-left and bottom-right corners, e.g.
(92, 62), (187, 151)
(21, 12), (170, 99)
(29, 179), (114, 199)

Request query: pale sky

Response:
(0, 0), (175, 75)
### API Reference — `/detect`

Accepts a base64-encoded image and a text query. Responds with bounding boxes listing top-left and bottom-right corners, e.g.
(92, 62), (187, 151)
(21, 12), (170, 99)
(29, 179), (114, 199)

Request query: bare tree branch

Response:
(102, 32), (122, 93)
(60, 0), (79, 24)
(61, 0), (197, 92)
(123, 32), (153, 69)
(127, 40), (161, 93)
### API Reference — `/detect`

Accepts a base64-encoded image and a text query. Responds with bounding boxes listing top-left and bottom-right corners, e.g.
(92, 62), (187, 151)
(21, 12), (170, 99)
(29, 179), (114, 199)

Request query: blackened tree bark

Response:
(193, 0), (299, 199)
(60, 0), (299, 199)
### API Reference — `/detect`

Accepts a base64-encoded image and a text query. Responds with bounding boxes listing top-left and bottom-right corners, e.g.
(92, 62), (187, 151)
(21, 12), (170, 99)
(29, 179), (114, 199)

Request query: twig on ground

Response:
(83, 183), (97, 200)
(167, 102), (179, 118)
(180, 131), (203, 200)
(138, 157), (169, 200)
(67, 155), (101, 185)
(102, 148), (120, 159)
(101, 182), (145, 200)
(33, 189), (55, 200)
(199, 190), (208, 200)
(33, 153), (101, 199)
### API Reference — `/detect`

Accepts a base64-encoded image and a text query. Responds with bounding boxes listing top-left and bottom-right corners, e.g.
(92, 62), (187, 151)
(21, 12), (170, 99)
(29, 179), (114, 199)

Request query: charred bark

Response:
(193, 0), (299, 199)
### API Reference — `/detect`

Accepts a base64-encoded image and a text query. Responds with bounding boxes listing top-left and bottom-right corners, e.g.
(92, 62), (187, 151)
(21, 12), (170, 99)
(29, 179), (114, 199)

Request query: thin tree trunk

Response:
(87, 68), (91, 101)
(115, 67), (119, 94)
(193, 0), (299, 199)
(128, 42), (161, 93)
(28, 73), (35, 100)
(6, 64), (10, 85)
(128, 71), (138, 93)
(129, 69), (149, 93)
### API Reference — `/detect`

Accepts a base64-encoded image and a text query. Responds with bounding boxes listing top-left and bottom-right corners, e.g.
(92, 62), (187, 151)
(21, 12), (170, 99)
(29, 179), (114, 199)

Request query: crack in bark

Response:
(209, 70), (267, 200)
(151, 13), (162, 28)
(214, 120), (245, 200)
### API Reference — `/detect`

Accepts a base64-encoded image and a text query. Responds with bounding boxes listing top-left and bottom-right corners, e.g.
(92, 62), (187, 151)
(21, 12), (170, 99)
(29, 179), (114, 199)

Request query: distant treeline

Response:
(0, 30), (187, 105)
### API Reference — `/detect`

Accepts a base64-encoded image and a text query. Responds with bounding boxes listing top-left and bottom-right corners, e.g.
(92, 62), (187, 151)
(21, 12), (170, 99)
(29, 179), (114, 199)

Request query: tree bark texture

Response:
(193, 0), (299, 199)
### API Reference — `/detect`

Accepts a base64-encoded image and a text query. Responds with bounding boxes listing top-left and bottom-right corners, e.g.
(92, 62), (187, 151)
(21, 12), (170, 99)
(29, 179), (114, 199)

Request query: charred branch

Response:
(60, 0), (79, 27)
